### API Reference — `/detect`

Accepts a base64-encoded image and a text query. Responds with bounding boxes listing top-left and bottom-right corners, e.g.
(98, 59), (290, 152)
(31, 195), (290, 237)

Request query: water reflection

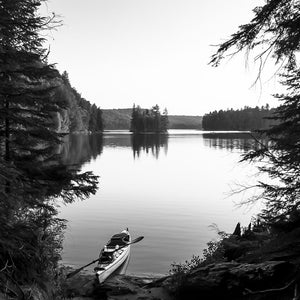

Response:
(59, 133), (169, 163)
(131, 134), (168, 159)
(60, 133), (103, 165)
(60, 130), (264, 274)
(202, 132), (264, 152)
(103, 133), (132, 148)
(58, 132), (266, 162)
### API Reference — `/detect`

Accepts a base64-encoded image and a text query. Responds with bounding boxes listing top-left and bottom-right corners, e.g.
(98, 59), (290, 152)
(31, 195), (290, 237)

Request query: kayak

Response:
(94, 229), (131, 284)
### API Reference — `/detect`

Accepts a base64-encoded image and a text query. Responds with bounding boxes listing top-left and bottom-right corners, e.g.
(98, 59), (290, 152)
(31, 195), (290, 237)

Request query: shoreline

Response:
(62, 268), (172, 300)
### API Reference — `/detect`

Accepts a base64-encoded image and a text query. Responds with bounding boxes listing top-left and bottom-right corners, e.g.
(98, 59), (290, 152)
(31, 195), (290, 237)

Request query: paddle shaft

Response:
(66, 236), (144, 279)
(66, 258), (100, 278)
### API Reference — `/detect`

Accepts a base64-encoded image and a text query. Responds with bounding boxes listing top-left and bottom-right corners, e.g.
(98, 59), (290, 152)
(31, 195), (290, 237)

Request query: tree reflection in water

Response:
(203, 133), (267, 152)
(131, 134), (168, 159)
(0, 134), (102, 295)
(60, 133), (104, 165)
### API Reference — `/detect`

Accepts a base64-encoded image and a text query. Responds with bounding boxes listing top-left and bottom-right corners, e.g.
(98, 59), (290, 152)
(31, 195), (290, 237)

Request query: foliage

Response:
(201, 225), (229, 265)
(169, 225), (228, 285)
(170, 256), (203, 275)
(169, 220), (274, 292)
(56, 71), (103, 133)
(210, 0), (300, 70)
(202, 105), (275, 131)
(0, 0), (99, 297)
(130, 104), (168, 133)
(243, 70), (300, 221)
(211, 0), (300, 222)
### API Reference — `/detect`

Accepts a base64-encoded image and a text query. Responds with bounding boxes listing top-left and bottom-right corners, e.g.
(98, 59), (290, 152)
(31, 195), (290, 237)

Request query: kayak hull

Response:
(95, 229), (131, 284)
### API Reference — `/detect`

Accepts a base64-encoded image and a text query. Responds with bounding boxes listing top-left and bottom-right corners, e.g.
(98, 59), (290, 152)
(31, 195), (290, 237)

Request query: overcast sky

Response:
(44, 0), (280, 115)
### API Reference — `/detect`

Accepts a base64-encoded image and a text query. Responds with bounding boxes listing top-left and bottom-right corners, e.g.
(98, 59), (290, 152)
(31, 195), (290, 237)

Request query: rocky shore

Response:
(62, 259), (299, 300)
(62, 271), (172, 300)
(61, 220), (300, 300)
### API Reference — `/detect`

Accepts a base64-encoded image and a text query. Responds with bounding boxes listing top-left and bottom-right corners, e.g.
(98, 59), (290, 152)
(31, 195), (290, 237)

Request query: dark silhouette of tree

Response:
(211, 0), (300, 222)
(0, 0), (66, 198)
(202, 106), (275, 131)
(130, 104), (169, 133)
(0, 0), (99, 293)
(161, 108), (169, 132)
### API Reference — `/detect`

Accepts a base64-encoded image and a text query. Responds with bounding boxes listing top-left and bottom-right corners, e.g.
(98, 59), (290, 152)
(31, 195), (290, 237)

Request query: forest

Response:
(202, 105), (275, 131)
(0, 1), (101, 298)
(130, 104), (169, 133)
(3, 0), (300, 298)
(102, 108), (202, 130)
(55, 71), (103, 133)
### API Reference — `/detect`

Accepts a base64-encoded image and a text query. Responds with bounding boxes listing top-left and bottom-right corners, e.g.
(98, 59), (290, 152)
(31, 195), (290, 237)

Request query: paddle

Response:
(66, 236), (144, 279)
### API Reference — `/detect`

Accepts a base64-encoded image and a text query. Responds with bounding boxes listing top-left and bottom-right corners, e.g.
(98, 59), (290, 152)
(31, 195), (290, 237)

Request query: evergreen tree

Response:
(89, 104), (103, 132)
(95, 106), (103, 131)
(0, 2), (98, 203)
(211, 0), (300, 221)
(161, 108), (169, 132)
(151, 104), (161, 132)
(0, 0), (66, 199)
(0, 0), (99, 291)
(130, 104), (168, 133)
(202, 106), (275, 131)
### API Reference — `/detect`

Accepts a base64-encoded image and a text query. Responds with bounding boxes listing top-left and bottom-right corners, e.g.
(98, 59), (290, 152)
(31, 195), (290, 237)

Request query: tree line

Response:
(102, 109), (202, 130)
(56, 71), (103, 133)
(130, 104), (169, 133)
(202, 105), (275, 131)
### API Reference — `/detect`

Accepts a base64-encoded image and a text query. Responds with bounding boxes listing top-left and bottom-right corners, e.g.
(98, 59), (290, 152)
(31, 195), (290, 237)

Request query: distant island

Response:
(102, 108), (203, 130)
(130, 104), (168, 133)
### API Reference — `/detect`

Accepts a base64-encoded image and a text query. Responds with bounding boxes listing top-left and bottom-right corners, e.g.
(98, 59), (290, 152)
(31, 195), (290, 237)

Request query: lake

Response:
(59, 130), (263, 275)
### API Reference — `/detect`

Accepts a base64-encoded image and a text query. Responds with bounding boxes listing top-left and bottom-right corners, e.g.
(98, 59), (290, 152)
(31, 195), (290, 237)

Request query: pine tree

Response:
(211, 0), (300, 221)
(130, 104), (168, 133)
(161, 108), (169, 132)
(0, 0), (65, 199)
(0, 1), (99, 290)
(151, 104), (161, 132)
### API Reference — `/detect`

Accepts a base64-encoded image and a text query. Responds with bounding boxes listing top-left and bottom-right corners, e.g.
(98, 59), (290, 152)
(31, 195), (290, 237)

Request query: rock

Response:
(102, 276), (137, 296)
(61, 271), (96, 298)
(62, 270), (172, 300)
(102, 275), (172, 299)
(174, 261), (297, 300)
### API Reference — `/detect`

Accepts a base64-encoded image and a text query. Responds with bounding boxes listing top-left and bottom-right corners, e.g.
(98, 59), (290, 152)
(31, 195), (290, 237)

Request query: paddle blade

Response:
(130, 236), (144, 245)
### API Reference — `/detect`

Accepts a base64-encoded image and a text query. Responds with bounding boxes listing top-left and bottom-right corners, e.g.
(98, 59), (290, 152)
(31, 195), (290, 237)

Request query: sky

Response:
(43, 0), (280, 116)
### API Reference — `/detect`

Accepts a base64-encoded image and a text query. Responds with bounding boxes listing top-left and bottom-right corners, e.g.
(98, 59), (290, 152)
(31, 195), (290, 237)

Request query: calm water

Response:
(59, 130), (262, 275)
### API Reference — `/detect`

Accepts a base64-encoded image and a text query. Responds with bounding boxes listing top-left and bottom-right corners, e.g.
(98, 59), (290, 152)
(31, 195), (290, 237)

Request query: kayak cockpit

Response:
(107, 232), (130, 247)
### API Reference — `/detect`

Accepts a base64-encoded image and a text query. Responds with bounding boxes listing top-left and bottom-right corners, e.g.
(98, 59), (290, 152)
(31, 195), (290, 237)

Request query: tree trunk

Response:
(5, 97), (10, 194)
